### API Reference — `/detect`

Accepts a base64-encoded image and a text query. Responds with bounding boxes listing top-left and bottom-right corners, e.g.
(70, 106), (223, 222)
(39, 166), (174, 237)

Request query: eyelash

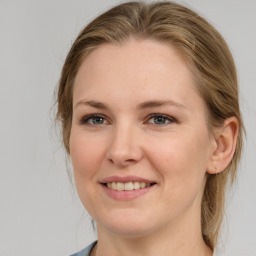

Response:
(147, 113), (176, 125)
(79, 113), (176, 126)
(79, 114), (108, 125)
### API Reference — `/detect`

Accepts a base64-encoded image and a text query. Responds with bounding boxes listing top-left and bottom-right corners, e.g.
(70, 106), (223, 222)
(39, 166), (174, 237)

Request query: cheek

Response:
(69, 130), (107, 204)
(69, 130), (108, 215)
(70, 131), (105, 176)
(147, 130), (210, 191)
(149, 133), (210, 217)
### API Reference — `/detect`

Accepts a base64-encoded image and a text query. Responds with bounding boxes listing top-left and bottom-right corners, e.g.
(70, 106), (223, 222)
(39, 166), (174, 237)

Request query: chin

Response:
(96, 211), (162, 238)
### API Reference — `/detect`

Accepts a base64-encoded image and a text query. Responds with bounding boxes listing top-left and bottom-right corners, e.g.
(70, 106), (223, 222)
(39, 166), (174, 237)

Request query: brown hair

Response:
(56, 1), (244, 249)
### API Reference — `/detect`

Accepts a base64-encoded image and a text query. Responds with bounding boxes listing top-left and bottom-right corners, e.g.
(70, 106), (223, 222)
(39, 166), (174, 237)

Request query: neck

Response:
(94, 210), (213, 256)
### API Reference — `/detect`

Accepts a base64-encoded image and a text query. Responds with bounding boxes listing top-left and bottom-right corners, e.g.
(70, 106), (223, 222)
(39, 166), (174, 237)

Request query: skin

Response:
(69, 39), (238, 256)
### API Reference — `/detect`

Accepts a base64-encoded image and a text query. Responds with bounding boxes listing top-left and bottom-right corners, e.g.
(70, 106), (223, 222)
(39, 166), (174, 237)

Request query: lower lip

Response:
(100, 184), (155, 200)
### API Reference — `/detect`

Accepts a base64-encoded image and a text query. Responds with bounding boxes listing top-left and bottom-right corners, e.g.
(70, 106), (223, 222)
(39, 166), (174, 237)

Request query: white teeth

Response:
(112, 182), (117, 190)
(116, 182), (125, 191)
(106, 181), (152, 191)
(140, 182), (146, 188)
(124, 182), (133, 191)
(133, 182), (140, 190)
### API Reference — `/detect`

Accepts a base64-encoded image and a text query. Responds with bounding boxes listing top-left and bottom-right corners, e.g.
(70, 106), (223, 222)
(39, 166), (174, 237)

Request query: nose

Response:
(106, 124), (143, 167)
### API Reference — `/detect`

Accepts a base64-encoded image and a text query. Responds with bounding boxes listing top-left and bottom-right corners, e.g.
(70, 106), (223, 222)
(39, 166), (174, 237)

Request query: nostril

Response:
(107, 156), (138, 167)
(126, 159), (136, 163)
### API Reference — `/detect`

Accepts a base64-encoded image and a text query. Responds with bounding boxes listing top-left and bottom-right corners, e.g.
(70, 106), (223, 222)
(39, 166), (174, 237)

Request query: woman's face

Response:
(70, 39), (215, 237)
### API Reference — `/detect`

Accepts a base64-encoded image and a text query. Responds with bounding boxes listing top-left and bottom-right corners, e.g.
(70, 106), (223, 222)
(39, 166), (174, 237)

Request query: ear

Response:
(207, 117), (239, 174)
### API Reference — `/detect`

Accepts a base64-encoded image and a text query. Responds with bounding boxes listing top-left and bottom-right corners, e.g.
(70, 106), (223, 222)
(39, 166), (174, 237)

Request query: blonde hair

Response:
(56, 1), (244, 249)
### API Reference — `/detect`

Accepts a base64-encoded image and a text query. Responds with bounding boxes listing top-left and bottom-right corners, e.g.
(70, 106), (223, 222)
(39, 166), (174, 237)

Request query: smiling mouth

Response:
(103, 182), (156, 191)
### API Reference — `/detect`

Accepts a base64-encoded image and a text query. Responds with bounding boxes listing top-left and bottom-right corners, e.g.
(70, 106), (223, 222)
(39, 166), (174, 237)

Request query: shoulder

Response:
(70, 241), (97, 256)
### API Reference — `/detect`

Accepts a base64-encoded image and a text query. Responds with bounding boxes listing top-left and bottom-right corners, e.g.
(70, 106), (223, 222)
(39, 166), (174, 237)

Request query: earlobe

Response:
(207, 117), (239, 174)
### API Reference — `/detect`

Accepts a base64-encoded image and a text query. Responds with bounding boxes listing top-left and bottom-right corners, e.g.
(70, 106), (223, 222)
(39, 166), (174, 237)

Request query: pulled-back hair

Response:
(56, 1), (244, 249)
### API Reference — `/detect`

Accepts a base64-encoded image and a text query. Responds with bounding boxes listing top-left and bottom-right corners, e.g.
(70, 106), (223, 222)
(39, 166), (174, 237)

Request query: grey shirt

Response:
(70, 241), (97, 256)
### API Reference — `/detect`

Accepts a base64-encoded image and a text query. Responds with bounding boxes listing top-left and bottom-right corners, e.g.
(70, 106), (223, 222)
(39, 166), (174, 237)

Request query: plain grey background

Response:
(0, 0), (255, 255)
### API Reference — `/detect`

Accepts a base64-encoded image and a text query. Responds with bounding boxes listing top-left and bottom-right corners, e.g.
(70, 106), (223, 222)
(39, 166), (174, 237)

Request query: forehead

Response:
(73, 38), (202, 110)
(75, 38), (190, 82)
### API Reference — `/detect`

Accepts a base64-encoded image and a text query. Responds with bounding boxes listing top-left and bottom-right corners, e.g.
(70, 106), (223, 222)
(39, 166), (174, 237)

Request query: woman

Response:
(56, 1), (244, 255)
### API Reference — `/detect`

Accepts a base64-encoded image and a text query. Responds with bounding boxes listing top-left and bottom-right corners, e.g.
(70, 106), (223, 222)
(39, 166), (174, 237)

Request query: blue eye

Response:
(148, 114), (175, 125)
(80, 114), (107, 125)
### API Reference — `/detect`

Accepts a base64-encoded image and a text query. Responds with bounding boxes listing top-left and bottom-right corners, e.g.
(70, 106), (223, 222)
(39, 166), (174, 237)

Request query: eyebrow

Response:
(75, 100), (108, 109)
(136, 100), (187, 111)
(75, 99), (188, 110)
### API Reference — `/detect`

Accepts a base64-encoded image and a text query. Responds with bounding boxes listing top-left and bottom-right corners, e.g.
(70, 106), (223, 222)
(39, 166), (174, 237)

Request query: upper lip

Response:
(100, 175), (156, 184)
